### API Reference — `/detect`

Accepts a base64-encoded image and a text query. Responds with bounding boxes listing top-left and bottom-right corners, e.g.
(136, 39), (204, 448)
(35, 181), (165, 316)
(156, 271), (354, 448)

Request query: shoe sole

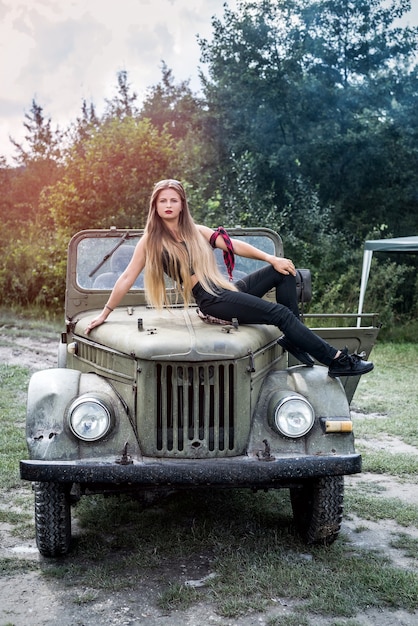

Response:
(328, 363), (374, 378)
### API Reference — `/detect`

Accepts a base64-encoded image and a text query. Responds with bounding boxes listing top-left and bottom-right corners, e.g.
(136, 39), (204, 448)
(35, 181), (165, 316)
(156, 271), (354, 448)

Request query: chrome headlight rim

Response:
(270, 393), (315, 439)
(68, 394), (113, 442)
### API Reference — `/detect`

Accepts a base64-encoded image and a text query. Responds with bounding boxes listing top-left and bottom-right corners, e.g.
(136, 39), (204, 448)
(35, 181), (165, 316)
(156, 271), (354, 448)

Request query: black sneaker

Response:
(278, 336), (315, 367)
(328, 347), (374, 378)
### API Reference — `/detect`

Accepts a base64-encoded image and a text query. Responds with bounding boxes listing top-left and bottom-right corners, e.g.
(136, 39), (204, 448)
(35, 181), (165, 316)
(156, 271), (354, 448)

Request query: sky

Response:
(1, 0), (418, 164)
(0, 0), (238, 162)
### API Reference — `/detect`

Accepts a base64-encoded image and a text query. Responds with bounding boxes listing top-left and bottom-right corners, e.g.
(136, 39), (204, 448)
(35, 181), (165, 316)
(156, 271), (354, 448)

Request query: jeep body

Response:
(20, 228), (380, 556)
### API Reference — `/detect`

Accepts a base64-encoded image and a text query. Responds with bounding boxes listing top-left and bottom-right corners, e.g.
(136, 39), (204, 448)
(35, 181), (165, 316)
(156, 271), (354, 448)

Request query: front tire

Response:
(290, 475), (344, 545)
(34, 481), (72, 557)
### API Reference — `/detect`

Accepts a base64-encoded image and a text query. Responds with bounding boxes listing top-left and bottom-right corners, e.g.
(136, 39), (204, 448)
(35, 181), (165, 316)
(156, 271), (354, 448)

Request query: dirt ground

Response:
(0, 334), (417, 626)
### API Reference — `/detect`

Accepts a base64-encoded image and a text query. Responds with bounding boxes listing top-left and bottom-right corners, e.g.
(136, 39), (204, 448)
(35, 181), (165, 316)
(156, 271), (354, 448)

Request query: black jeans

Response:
(192, 265), (338, 366)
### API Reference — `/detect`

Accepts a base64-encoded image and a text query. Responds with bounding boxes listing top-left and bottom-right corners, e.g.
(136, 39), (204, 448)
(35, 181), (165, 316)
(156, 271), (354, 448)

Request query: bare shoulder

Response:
(196, 225), (214, 240)
(134, 232), (149, 253)
(130, 233), (148, 265)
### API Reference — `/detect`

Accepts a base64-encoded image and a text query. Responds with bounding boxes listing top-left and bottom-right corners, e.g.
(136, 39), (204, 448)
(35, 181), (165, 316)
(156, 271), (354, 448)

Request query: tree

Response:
(6, 100), (62, 223)
(0, 72), (194, 310)
(10, 99), (62, 165)
(104, 70), (139, 119)
(139, 64), (224, 218)
(198, 0), (418, 241)
(41, 116), (181, 236)
(24, 115), (184, 308)
(295, 0), (418, 235)
(140, 63), (203, 140)
(0, 157), (16, 225)
(70, 99), (100, 148)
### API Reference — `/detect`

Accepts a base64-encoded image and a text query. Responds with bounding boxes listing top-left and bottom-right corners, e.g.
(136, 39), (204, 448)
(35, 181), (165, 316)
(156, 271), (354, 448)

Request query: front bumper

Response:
(20, 454), (361, 486)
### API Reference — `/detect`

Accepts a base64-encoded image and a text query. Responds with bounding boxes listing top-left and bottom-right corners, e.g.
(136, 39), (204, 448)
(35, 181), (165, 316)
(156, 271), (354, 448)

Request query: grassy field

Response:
(0, 319), (417, 623)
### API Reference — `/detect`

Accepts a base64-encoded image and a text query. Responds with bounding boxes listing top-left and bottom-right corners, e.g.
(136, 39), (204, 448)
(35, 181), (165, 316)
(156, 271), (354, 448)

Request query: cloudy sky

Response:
(1, 0), (417, 164)
(0, 0), (238, 162)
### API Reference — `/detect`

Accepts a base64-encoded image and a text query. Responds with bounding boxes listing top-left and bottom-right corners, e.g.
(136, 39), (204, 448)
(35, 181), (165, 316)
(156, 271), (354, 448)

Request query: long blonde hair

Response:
(144, 179), (237, 308)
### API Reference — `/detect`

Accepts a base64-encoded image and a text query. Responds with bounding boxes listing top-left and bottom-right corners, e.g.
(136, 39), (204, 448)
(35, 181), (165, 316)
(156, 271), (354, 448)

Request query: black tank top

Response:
(162, 243), (195, 282)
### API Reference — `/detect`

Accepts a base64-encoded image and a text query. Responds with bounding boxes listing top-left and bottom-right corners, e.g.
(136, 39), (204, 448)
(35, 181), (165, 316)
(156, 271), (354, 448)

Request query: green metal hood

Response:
(76, 307), (281, 361)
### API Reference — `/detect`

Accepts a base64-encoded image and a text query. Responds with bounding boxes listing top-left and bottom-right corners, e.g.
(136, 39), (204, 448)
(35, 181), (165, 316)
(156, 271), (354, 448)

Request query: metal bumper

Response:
(20, 454), (361, 486)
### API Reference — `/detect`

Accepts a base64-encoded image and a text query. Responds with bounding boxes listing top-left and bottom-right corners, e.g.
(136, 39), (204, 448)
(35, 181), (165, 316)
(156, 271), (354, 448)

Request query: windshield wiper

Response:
(89, 232), (130, 278)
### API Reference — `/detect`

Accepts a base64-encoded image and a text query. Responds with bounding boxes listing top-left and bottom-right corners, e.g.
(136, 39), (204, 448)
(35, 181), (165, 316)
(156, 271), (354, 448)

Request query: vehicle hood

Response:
(77, 307), (281, 361)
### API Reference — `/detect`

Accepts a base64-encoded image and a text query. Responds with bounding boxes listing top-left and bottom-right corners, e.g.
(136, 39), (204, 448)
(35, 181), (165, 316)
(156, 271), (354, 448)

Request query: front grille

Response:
(77, 340), (113, 369)
(75, 340), (133, 380)
(155, 362), (236, 455)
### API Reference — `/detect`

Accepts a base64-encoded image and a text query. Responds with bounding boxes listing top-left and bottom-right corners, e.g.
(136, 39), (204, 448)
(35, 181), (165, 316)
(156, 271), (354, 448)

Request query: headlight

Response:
(269, 393), (315, 438)
(68, 396), (113, 442)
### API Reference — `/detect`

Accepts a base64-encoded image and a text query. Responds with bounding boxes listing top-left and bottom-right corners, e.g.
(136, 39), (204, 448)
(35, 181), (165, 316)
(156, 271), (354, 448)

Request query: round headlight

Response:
(68, 396), (112, 442)
(272, 394), (315, 438)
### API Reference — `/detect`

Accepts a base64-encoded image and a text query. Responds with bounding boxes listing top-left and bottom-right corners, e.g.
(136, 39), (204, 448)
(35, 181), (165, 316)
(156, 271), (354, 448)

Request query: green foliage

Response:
(193, 0), (418, 327)
(42, 116), (180, 237)
(1, 2), (418, 325)
(103, 70), (139, 119)
(141, 62), (203, 141)
(199, 0), (418, 241)
(10, 98), (63, 165)
(1, 100), (62, 227)
(209, 150), (279, 227)
(2, 113), (185, 307)
(361, 259), (417, 328)
(276, 175), (346, 269)
(0, 223), (66, 310)
(307, 253), (418, 337)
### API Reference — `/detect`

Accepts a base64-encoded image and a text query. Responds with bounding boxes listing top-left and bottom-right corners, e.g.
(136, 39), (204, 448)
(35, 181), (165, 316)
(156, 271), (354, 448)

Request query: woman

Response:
(86, 179), (373, 378)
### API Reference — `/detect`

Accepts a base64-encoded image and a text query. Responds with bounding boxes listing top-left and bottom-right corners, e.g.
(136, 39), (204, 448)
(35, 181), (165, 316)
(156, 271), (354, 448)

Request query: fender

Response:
(26, 369), (140, 461)
(249, 365), (355, 457)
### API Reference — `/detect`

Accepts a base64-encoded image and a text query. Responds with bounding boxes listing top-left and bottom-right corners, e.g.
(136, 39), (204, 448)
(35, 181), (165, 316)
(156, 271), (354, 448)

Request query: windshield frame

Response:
(65, 227), (283, 319)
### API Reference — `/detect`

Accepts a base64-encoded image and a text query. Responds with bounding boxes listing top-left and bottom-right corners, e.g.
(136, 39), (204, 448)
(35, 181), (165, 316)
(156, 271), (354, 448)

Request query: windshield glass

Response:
(76, 236), (143, 290)
(76, 232), (277, 290)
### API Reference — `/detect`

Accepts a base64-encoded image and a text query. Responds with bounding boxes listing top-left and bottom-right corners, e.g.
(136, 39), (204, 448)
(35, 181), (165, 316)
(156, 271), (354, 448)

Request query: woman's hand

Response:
(85, 312), (107, 335)
(85, 236), (147, 336)
(269, 255), (296, 276)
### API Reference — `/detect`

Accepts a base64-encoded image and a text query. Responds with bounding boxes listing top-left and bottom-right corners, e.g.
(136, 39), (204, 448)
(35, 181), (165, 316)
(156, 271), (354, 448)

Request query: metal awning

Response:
(357, 236), (418, 326)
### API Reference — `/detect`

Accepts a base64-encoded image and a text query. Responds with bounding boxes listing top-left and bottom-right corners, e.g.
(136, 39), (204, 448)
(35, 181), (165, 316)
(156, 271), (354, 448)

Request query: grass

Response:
(0, 557), (38, 575)
(36, 488), (418, 619)
(158, 583), (201, 611)
(353, 343), (418, 430)
(390, 534), (418, 562)
(0, 325), (417, 622)
(357, 449), (418, 477)
(0, 307), (62, 333)
(0, 364), (31, 491)
(345, 491), (418, 527)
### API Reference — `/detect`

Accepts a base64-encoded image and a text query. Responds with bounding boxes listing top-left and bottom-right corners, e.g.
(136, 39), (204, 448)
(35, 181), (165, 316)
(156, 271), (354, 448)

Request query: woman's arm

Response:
(197, 225), (296, 276)
(85, 234), (148, 334)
